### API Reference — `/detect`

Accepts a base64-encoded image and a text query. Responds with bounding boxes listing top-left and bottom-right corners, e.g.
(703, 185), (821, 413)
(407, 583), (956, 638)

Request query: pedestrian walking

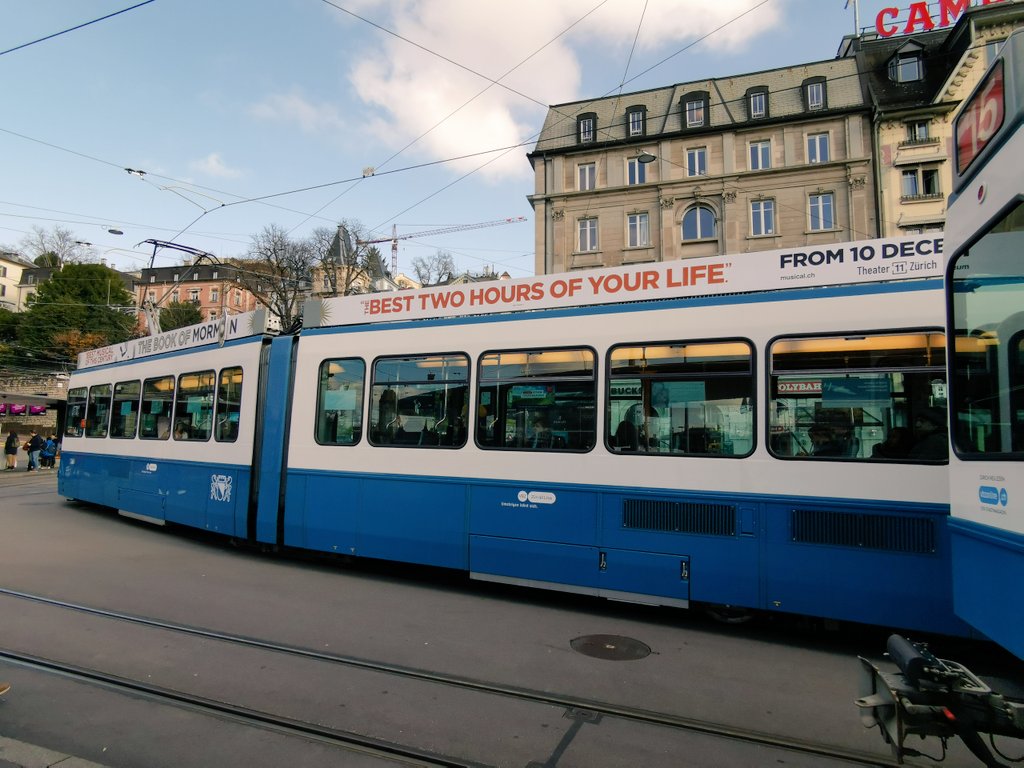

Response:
(4, 429), (17, 470)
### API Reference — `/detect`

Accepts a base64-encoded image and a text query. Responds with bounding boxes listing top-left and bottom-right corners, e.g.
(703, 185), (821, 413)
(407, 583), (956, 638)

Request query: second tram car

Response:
(945, 29), (1024, 660)
(60, 235), (969, 636)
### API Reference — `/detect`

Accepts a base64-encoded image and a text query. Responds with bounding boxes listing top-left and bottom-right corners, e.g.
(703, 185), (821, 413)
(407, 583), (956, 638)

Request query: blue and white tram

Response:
(60, 237), (969, 636)
(60, 311), (274, 534)
(945, 29), (1024, 660)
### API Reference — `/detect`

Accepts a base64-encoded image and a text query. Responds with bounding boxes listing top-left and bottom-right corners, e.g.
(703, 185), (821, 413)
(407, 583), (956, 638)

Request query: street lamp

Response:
(637, 150), (657, 164)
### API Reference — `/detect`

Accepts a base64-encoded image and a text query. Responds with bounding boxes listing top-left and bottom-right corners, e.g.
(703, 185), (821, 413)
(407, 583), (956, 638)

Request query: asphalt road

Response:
(1, 469), (1019, 767)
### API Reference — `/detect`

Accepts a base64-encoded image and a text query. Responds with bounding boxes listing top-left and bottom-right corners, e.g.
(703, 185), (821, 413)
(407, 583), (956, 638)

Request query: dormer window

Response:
(681, 91), (710, 129)
(746, 86), (769, 120)
(626, 105), (646, 137)
(889, 45), (923, 83)
(802, 76), (827, 111)
(577, 112), (597, 144)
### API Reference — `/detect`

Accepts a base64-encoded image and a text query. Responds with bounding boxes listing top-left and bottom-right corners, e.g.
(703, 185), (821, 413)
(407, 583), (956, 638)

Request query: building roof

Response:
(531, 56), (866, 155)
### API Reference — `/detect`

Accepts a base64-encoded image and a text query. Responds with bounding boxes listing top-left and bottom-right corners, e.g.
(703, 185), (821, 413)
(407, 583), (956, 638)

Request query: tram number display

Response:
(956, 60), (1005, 175)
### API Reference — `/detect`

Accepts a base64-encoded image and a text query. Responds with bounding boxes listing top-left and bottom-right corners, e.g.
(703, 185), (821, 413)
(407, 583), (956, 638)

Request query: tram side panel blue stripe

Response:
(761, 501), (968, 634)
(255, 337), (295, 544)
(289, 472), (468, 569)
(950, 520), (1024, 659)
(469, 484), (599, 544)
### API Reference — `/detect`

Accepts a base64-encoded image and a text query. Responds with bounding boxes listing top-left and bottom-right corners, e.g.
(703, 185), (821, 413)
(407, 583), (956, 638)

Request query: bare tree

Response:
(308, 222), (373, 297)
(236, 224), (315, 327)
(410, 250), (456, 286)
(19, 225), (96, 266)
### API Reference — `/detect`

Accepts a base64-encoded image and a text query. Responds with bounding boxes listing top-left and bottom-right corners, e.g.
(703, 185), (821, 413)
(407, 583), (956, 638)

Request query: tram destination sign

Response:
(306, 233), (945, 329)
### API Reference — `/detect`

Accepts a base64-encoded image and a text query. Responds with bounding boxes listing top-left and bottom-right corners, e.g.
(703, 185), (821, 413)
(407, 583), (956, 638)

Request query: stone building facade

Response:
(528, 57), (877, 274)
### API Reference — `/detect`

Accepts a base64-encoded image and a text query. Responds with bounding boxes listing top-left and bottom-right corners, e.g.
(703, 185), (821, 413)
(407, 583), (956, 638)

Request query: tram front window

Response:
(951, 201), (1024, 457)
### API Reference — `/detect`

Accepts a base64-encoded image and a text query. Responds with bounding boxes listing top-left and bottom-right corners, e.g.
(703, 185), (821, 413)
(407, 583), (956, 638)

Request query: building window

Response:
(234, 292), (241, 307)
(0, 266), (6, 278)
(807, 132), (830, 164)
(747, 87), (769, 120)
(889, 51), (923, 83)
(749, 140), (771, 171)
(686, 100), (704, 127)
(682, 91), (709, 129)
(171, 290), (180, 303)
(212, 270), (219, 279)
(578, 162), (596, 191)
(209, 310), (217, 319)
(627, 106), (646, 137)
(188, 289), (200, 302)
(577, 112), (597, 144)
(578, 218), (598, 252)
(0, 285), (5, 297)
(986, 39), (1005, 64)
(627, 158), (647, 185)
(149, 275), (155, 283)
(687, 147), (707, 177)
(682, 204), (716, 241)
(147, 290), (156, 302)
(809, 193), (835, 231)
(906, 120), (930, 143)
(628, 213), (650, 248)
(210, 288), (219, 303)
(751, 199), (775, 236)
(901, 168), (941, 199)
(805, 80), (825, 111)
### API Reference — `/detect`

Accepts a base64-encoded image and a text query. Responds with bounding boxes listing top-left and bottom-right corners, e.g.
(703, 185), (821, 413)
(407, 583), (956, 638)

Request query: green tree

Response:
(18, 263), (137, 363)
(159, 300), (204, 332)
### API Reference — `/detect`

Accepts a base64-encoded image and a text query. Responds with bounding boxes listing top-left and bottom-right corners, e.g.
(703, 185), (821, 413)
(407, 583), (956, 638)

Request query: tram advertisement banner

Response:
(308, 233), (944, 328)
(76, 309), (273, 370)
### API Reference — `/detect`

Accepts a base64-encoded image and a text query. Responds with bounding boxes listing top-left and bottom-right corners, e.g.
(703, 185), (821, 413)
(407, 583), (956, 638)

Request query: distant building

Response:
(528, 56), (877, 273)
(137, 262), (260, 326)
(848, 0), (1024, 236)
(0, 250), (35, 311)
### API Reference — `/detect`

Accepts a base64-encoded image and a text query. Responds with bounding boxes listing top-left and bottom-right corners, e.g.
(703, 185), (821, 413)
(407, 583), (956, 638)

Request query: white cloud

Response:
(189, 152), (242, 179)
(343, 0), (785, 181)
(249, 89), (347, 135)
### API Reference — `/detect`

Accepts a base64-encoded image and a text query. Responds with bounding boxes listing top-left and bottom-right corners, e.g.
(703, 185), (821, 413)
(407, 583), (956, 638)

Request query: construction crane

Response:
(356, 216), (527, 274)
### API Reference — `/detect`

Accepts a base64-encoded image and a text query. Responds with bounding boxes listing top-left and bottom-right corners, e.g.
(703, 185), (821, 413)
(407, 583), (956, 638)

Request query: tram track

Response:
(1, 587), (908, 767)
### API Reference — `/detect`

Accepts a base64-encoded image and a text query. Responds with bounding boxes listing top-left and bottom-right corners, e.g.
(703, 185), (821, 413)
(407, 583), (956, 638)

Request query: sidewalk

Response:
(0, 735), (110, 768)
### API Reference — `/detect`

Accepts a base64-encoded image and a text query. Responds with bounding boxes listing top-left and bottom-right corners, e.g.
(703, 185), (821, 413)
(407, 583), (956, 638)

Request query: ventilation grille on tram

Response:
(790, 509), (936, 554)
(622, 499), (736, 537)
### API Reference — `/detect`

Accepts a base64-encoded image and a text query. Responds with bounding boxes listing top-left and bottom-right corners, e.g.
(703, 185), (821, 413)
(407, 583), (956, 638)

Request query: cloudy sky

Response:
(2, 0), (913, 277)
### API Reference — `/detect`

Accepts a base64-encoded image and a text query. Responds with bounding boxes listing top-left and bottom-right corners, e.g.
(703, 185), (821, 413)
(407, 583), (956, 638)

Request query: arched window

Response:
(682, 204), (717, 241)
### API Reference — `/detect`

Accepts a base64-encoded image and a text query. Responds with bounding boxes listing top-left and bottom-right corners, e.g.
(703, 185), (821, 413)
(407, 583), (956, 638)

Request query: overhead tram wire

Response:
(0, 0), (157, 58)
(299, 0), (611, 236)
(319, 0), (780, 248)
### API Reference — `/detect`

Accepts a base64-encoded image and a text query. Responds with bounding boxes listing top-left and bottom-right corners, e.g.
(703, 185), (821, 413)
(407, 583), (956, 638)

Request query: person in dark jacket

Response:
(26, 430), (45, 472)
(3, 430), (17, 470)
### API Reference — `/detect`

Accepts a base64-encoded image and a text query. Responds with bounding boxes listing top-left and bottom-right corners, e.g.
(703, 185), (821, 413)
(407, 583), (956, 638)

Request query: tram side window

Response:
(86, 384), (112, 438)
(369, 354), (468, 448)
(951, 201), (1024, 456)
(316, 358), (364, 445)
(66, 387), (87, 438)
(769, 332), (947, 462)
(214, 366), (243, 442)
(140, 376), (175, 440)
(173, 370), (215, 441)
(607, 341), (753, 456)
(477, 347), (596, 452)
(109, 380), (141, 439)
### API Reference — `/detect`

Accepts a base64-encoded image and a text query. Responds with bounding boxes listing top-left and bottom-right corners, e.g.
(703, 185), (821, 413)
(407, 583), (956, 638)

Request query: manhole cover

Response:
(570, 634), (651, 661)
